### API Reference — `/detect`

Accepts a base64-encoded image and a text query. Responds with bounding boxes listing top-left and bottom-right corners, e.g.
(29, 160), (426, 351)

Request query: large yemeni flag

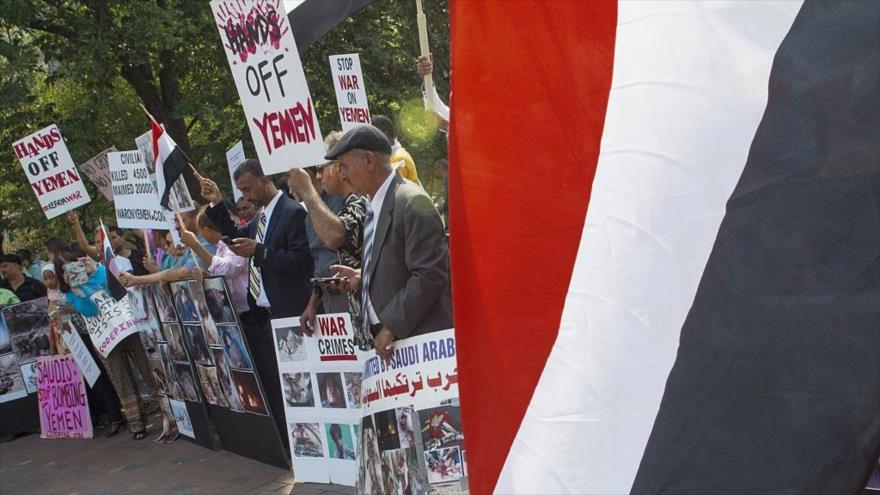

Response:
(149, 118), (189, 211)
(449, 1), (879, 494)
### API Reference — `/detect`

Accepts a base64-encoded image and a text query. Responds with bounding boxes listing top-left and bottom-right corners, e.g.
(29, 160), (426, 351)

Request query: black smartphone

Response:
(220, 235), (233, 245)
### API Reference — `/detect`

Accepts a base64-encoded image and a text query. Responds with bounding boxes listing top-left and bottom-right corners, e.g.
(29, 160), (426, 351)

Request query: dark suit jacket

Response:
(207, 193), (313, 318)
(368, 174), (453, 338)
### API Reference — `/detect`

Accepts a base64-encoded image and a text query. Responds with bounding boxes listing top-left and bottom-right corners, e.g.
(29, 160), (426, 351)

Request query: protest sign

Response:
(329, 54), (371, 131)
(83, 291), (142, 358)
(1, 298), (52, 403)
(271, 313), (363, 485)
(12, 124), (91, 219)
(36, 355), (93, 439)
(226, 141), (245, 201)
(357, 329), (467, 494)
(79, 146), (118, 201)
(211, 0), (325, 174)
(169, 398), (195, 438)
(108, 150), (170, 229)
(61, 329), (100, 388)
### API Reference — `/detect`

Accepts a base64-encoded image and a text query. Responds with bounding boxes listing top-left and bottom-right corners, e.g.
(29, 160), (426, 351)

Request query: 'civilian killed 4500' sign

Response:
(12, 124), (91, 219)
(211, 0), (325, 174)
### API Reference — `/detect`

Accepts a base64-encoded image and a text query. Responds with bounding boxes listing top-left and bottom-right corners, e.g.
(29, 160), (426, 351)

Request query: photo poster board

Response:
(211, 0), (326, 174)
(357, 329), (467, 495)
(0, 299), (50, 437)
(169, 276), (287, 467)
(143, 283), (218, 449)
(12, 123), (91, 219)
(225, 141), (245, 201)
(107, 150), (171, 229)
(270, 313), (362, 485)
(329, 54), (371, 132)
(134, 129), (196, 213)
(36, 354), (93, 439)
(79, 146), (118, 201)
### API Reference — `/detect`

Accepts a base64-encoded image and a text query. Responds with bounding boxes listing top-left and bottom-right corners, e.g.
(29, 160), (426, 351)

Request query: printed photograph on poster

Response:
(180, 280), (221, 346)
(2, 298), (50, 336)
(0, 317), (10, 354)
(183, 324), (213, 366)
(129, 287), (149, 322)
(231, 370), (267, 415)
(203, 278), (236, 324)
(165, 323), (188, 362)
(424, 446), (463, 484)
(318, 372), (347, 409)
(360, 415), (383, 493)
(144, 287), (165, 341)
(12, 327), (51, 362)
(220, 325), (252, 370)
(382, 447), (425, 494)
(140, 325), (158, 358)
(196, 364), (228, 407)
(212, 348), (244, 412)
(396, 406), (417, 449)
(282, 372), (314, 408)
(154, 287), (177, 322)
(0, 353), (26, 402)
(275, 325), (307, 362)
(374, 409), (401, 451)
(325, 423), (356, 460)
(418, 403), (464, 451)
(343, 372), (362, 408)
(174, 363), (200, 402)
(172, 281), (201, 323)
(19, 361), (39, 394)
(169, 398), (195, 438)
(149, 357), (170, 396)
(291, 422), (324, 458)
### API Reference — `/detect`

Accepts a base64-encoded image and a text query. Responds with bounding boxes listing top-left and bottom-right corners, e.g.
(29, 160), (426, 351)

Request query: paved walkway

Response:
(0, 414), (353, 495)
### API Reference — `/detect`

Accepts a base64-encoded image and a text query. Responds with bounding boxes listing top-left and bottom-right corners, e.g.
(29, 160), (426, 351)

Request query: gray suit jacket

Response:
(367, 174), (453, 338)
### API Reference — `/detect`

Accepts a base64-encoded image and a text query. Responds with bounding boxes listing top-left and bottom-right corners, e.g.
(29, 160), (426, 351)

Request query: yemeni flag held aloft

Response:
(150, 117), (189, 211)
(284, 0), (375, 53)
(98, 222), (128, 301)
(449, 1), (879, 494)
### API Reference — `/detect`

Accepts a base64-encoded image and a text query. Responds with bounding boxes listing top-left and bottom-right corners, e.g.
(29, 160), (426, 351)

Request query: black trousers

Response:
(239, 308), (289, 452)
(83, 332), (123, 423)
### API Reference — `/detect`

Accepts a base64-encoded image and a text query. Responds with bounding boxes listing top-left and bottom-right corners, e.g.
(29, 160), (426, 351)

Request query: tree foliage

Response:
(0, 0), (449, 254)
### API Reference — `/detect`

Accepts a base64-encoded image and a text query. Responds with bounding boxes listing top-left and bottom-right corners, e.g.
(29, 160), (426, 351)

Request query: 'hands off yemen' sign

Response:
(12, 124), (91, 219)
(211, 0), (325, 174)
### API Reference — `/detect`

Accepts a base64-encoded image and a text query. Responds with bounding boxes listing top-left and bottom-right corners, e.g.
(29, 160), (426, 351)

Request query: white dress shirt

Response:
(364, 172), (396, 325)
(254, 190), (283, 308)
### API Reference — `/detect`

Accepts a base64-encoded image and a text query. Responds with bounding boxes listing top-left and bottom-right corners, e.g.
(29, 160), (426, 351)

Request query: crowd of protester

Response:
(0, 67), (452, 451)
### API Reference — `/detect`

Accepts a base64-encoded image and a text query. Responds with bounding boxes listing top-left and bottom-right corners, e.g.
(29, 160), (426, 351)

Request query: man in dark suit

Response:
(200, 159), (313, 450)
(327, 126), (452, 362)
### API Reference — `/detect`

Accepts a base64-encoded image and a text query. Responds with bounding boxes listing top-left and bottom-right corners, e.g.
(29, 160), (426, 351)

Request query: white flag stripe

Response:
(495, 2), (803, 493)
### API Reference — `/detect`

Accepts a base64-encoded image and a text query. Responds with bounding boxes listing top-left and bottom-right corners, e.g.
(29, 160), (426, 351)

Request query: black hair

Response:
(197, 210), (219, 232)
(16, 249), (32, 263)
(233, 158), (265, 181)
(370, 115), (395, 142)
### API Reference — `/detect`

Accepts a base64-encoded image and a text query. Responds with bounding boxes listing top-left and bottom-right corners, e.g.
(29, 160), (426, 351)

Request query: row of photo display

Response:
(0, 298), (53, 401)
(281, 371), (362, 410)
(359, 402), (467, 494)
(135, 279), (268, 416)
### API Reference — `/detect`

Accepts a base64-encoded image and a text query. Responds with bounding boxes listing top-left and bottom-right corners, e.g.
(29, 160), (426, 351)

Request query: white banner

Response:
(272, 313), (363, 485)
(358, 329), (468, 494)
(225, 141), (245, 201)
(211, 0), (325, 174)
(61, 329), (101, 388)
(79, 146), (118, 201)
(329, 54), (371, 131)
(11, 124), (91, 219)
(108, 150), (170, 229)
(83, 291), (142, 358)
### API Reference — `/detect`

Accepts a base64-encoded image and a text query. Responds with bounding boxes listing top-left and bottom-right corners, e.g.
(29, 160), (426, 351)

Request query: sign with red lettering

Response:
(329, 54), (371, 132)
(12, 124), (91, 219)
(211, 0), (325, 174)
(36, 355), (93, 439)
(271, 313), (363, 485)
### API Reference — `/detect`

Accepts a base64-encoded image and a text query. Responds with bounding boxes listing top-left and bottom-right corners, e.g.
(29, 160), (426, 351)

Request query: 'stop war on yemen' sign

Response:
(211, 0), (325, 174)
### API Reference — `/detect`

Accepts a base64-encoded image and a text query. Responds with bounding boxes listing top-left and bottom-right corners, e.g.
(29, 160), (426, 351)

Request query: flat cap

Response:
(324, 124), (392, 160)
(0, 254), (22, 265)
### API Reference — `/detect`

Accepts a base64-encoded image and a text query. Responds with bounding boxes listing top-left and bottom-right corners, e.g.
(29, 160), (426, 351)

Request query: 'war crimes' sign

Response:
(37, 355), (93, 439)
(12, 124), (91, 219)
(108, 150), (169, 229)
(329, 54), (371, 131)
(212, 0), (325, 174)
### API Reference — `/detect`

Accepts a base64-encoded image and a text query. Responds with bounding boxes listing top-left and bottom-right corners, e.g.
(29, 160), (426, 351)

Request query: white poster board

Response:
(108, 150), (170, 229)
(272, 313), (363, 485)
(225, 141), (246, 201)
(211, 0), (325, 174)
(11, 124), (91, 219)
(79, 146), (118, 201)
(61, 329), (101, 388)
(329, 54), (371, 131)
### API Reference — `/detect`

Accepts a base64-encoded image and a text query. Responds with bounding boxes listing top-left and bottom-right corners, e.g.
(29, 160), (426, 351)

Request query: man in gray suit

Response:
(327, 125), (452, 361)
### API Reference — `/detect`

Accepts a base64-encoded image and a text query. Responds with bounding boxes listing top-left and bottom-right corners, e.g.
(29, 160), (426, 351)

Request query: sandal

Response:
(106, 421), (125, 438)
(132, 429), (148, 440)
